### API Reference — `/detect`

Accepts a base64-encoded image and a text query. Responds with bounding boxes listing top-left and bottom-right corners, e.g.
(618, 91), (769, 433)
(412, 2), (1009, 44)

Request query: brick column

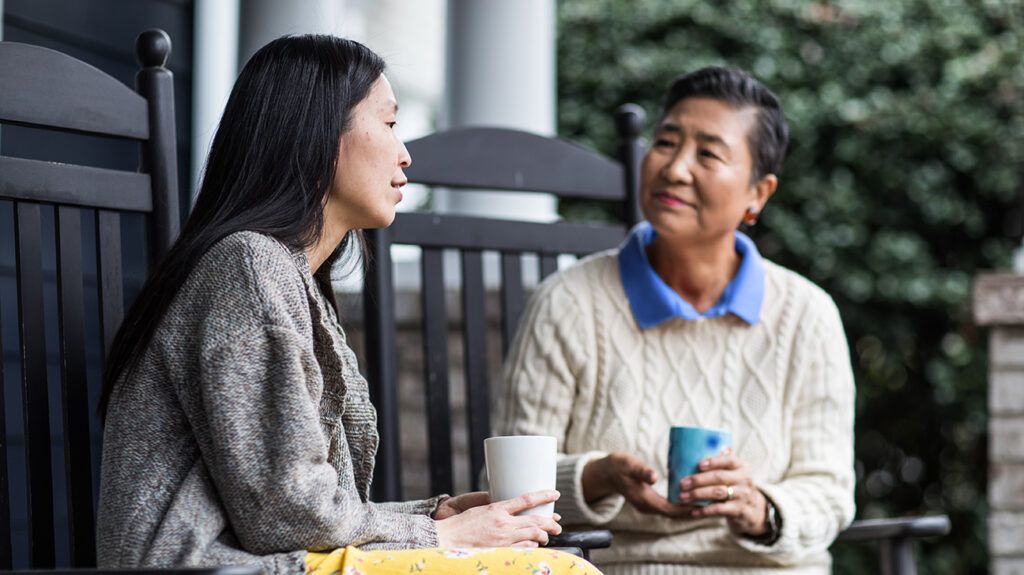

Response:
(974, 274), (1024, 575)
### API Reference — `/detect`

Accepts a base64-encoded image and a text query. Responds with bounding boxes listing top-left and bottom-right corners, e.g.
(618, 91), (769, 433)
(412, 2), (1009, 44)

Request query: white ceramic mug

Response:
(484, 435), (557, 516)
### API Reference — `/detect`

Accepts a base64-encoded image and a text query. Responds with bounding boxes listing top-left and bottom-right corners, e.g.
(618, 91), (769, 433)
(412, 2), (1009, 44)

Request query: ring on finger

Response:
(725, 485), (734, 501)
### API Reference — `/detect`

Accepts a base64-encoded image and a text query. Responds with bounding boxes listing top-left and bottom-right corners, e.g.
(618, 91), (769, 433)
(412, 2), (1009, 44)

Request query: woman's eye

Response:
(387, 122), (397, 129)
(654, 139), (676, 148)
(700, 149), (720, 160)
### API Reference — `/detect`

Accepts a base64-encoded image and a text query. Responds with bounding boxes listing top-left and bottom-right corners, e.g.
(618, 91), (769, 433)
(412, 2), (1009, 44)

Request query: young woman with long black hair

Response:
(96, 35), (594, 575)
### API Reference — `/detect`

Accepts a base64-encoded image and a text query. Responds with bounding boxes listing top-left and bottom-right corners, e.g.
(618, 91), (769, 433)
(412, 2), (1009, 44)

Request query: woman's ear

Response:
(751, 173), (778, 212)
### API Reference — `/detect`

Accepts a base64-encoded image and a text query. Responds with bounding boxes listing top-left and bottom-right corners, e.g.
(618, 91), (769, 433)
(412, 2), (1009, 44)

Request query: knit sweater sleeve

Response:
(370, 499), (443, 516)
(188, 323), (438, 554)
(495, 269), (626, 526)
(733, 292), (856, 563)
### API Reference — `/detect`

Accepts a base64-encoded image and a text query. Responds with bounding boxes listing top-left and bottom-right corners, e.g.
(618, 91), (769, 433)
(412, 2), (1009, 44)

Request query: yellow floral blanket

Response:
(307, 546), (601, 575)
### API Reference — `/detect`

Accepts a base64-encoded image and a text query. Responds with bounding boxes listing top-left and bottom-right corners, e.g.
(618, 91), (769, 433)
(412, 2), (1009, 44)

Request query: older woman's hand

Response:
(677, 448), (769, 536)
(583, 452), (690, 517)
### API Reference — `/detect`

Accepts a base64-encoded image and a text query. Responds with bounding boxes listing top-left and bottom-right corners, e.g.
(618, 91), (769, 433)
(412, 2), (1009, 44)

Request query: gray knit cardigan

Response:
(97, 231), (442, 574)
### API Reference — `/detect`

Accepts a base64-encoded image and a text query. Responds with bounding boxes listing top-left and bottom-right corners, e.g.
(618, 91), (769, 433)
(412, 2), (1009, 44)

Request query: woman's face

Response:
(640, 97), (775, 245)
(329, 75), (411, 230)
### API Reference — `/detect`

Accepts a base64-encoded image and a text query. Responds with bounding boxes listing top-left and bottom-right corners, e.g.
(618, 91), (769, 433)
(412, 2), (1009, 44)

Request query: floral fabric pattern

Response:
(307, 546), (601, 575)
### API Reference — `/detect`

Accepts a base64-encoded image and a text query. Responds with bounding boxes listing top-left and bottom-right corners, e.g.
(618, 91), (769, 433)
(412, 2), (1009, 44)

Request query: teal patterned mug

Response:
(667, 426), (732, 505)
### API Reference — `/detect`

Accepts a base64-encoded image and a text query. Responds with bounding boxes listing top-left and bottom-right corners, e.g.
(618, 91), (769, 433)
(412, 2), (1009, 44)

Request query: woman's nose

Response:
(662, 150), (693, 184)
(398, 140), (412, 168)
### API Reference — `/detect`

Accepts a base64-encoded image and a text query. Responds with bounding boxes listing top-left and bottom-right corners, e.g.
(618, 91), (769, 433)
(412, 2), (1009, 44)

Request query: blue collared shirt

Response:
(617, 221), (765, 329)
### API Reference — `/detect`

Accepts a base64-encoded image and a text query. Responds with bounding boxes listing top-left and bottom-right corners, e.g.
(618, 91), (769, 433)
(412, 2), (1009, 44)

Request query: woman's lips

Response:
(654, 191), (694, 208)
(392, 179), (407, 203)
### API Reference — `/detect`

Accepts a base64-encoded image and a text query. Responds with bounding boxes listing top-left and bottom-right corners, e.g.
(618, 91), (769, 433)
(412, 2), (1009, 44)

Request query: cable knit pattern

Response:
(496, 250), (855, 574)
(98, 232), (441, 574)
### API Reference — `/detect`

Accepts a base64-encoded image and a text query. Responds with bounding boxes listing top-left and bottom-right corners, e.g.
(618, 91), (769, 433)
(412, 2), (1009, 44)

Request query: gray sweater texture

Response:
(97, 231), (441, 574)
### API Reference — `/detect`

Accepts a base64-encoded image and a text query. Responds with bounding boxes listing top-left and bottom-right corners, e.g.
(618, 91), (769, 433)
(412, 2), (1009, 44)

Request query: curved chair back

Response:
(0, 30), (178, 568)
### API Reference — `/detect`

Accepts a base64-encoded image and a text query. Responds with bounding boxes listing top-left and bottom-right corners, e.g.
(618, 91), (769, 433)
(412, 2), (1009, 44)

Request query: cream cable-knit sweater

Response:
(496, 250), (856, 575)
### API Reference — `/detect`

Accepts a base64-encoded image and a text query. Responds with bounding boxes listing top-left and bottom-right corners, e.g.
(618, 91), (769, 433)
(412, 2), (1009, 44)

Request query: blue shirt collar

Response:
(617, 221), (765, 329)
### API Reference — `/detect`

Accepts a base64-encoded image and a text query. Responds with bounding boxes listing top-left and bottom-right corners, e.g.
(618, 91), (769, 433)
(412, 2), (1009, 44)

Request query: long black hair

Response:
(99, 35), (385, 419)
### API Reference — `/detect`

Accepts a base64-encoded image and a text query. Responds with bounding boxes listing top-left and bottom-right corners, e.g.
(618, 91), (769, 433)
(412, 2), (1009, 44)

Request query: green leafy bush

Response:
(557, 1), (1024, 572)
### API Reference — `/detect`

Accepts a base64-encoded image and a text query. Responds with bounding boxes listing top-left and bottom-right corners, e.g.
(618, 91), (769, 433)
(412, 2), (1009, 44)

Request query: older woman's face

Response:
(640, 97), (773, 244)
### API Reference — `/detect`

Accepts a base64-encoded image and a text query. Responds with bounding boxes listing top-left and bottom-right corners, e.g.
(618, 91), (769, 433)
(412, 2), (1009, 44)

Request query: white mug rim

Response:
(485, 435), (556, 443)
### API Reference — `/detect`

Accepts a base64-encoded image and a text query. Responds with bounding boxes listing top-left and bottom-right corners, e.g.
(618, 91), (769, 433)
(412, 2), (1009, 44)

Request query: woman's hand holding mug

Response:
(434, 490), (563, 548)
(677, 448), (770, 536)
(582, 447), (770, 537)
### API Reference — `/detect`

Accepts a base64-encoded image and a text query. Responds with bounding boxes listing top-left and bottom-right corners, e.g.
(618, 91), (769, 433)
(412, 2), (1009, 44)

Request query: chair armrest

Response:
(0, 564), (262, 568)
(835, 515), (951, 543)
(548, 529), (613, 550)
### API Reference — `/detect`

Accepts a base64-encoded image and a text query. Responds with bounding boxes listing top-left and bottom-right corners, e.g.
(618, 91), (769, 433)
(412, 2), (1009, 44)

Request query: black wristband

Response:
(745, 496), (782, 546)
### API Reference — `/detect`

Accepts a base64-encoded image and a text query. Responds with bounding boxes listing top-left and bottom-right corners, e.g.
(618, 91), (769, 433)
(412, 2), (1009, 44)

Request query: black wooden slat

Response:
(0, 157), (153, 213)
(0, 41), (149, 139)
(363, 228), (402, 502)
(500, 253), (525, 357)
(540, 255), (558, 280)
(14, 202), (56, 567)
(54, 206), (96, 567)
(460, 250), (489, 490)
(0, 296), (12, 569)
(390, 212), (626, 255)
(95, 210), (123, 357)
(421, 248), (453, 496)
(405, 127), (625, 201)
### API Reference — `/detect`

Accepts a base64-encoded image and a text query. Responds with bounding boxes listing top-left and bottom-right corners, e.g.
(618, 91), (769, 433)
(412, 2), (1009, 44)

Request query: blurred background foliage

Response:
(555, 0), (1024, 572)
